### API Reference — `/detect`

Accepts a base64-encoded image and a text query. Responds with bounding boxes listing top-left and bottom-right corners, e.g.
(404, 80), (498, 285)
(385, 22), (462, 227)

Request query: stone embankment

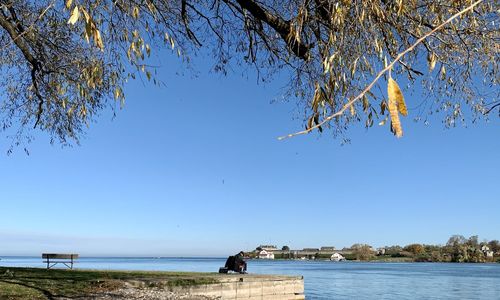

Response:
(122, 274), (304, 300)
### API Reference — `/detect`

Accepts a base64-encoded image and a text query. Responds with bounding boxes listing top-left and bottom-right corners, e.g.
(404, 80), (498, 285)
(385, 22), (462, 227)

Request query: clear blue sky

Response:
(1, 52), (499, 257)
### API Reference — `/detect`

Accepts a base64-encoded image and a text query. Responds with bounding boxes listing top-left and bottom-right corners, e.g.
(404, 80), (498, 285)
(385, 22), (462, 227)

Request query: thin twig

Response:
(278, 0), (484, 140)
(484, 103), (500, 115)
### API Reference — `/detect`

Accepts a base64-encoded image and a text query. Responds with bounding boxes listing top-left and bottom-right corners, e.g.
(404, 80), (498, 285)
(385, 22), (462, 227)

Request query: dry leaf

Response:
(306, 115), (314, 130)
(388, 77), (407, 137)
(81, 7), (91, 23)
(93, 29), (104, 50)
(427, 52), (437, 72)
(440, 65), (446, 80)
(133, 6), (140, 19)
(67, 6), (80, 25)
(350, 103), (356, 116)
(388, 78), (407, 116)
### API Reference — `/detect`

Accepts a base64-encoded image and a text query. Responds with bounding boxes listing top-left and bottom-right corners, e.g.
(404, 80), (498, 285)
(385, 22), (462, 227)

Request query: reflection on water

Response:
(2, 257), (499, 299)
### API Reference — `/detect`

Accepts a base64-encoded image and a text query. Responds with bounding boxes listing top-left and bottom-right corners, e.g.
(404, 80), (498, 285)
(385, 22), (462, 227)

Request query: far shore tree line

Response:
(247, 235), (500, 263)
(367, 235), (500, 263)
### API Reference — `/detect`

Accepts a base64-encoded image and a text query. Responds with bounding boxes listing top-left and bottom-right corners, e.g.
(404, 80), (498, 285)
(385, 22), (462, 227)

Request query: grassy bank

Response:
(0, 267), (218, 300)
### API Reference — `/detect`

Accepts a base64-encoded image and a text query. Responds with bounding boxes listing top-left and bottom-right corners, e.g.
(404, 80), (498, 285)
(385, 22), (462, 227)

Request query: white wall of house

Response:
(258, 250), (275, 259)
(330, 253), (345, 262)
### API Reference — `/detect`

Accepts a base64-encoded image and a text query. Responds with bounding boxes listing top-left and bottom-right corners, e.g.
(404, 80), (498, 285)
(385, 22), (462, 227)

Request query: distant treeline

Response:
(250, 235), (500, 263)
(374, 235), (500, 263)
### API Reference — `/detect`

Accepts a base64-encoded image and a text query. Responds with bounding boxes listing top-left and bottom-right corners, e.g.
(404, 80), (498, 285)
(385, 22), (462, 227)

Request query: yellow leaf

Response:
(80, 7), (91, 23)
(388, 77), (407, 116)
(350, 103), (356, 116)
(387, 78), (407, 138)
(93, 29), (104, 50)
(440, 65), (446, 80)
(67, 6), (80, 25)
(362, 95), (369, 112)
(114, 87), (121, 99)
(397, 0), (403, 15)
(388, 99), (402, 137)
(427, 52), (437, 72)
(65, 0), (73, 9)
(133, 6), (140, 19)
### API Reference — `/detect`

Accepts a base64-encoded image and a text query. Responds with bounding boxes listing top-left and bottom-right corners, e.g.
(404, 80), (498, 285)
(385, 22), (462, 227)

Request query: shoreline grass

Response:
(0, 267), (218, 300)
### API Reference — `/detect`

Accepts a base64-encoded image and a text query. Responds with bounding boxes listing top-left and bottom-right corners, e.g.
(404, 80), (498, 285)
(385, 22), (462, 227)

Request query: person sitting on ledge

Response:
(219, 251), (248, 274)
(234, 251), (247, 274)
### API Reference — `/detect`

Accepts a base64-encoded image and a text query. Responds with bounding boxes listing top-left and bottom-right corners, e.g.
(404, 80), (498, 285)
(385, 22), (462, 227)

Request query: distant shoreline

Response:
(249, 257), (499, 263)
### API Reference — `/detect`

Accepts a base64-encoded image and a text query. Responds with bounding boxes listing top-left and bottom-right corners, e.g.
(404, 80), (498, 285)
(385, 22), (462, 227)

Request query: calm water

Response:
(1, 256), (499, 299)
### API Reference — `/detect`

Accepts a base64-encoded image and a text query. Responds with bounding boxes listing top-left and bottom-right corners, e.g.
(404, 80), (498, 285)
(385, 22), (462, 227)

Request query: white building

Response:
(330, 253), (345, 262)
(485, 250), (494, 258)
(320, 246), (336, 252)
(258, 245), (278, 251)
(259, 250), (275, 259)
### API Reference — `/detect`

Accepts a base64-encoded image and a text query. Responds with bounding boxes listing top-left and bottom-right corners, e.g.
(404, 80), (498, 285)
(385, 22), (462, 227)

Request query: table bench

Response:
(42, 253), (79, 269)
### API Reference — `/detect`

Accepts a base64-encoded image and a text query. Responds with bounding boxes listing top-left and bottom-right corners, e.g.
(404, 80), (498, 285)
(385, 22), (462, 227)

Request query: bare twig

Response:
(484, 102), (500, 115)
(278, 0), (484, 140)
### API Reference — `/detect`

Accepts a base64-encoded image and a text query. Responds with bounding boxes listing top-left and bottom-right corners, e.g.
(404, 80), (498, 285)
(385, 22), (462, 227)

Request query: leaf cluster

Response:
(0, 0), (498, 146)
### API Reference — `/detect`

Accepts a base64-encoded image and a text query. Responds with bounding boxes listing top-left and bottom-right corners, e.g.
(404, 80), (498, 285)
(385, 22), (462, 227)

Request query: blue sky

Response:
(1, 52), (499, 257)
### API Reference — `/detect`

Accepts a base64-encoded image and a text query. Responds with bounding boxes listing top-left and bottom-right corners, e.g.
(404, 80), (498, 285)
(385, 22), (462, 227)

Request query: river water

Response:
(1, 256), (499, 299)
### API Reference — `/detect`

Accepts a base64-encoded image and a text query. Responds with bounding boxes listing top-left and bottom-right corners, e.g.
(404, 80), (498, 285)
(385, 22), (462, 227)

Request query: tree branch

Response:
(181, 0), (202, 47)
(231, 0), (312, 60)
(0, 3), (53, 128)
(484, 102), (500, 115)
(278, 0), (484, 140)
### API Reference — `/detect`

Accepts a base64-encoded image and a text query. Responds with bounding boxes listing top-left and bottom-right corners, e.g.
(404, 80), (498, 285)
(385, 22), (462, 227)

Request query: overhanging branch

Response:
(232, 0), (312, 60)
(0, 5), (46, 128)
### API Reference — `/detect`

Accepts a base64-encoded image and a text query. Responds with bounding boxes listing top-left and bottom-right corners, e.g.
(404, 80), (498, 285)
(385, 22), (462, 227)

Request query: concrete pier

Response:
(169, 274), (305, 300)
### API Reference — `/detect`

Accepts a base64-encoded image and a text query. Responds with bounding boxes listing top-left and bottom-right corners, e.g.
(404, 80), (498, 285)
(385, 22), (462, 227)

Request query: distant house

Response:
(303, 248), (320, 252)
(259, 245), (278, 251)
(377, 248), (386, 255)
(330, 253), (345, 262)
(481, 245), (494, 258)
(258, 250), (275, 259)
(321, 246), (336, 252)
